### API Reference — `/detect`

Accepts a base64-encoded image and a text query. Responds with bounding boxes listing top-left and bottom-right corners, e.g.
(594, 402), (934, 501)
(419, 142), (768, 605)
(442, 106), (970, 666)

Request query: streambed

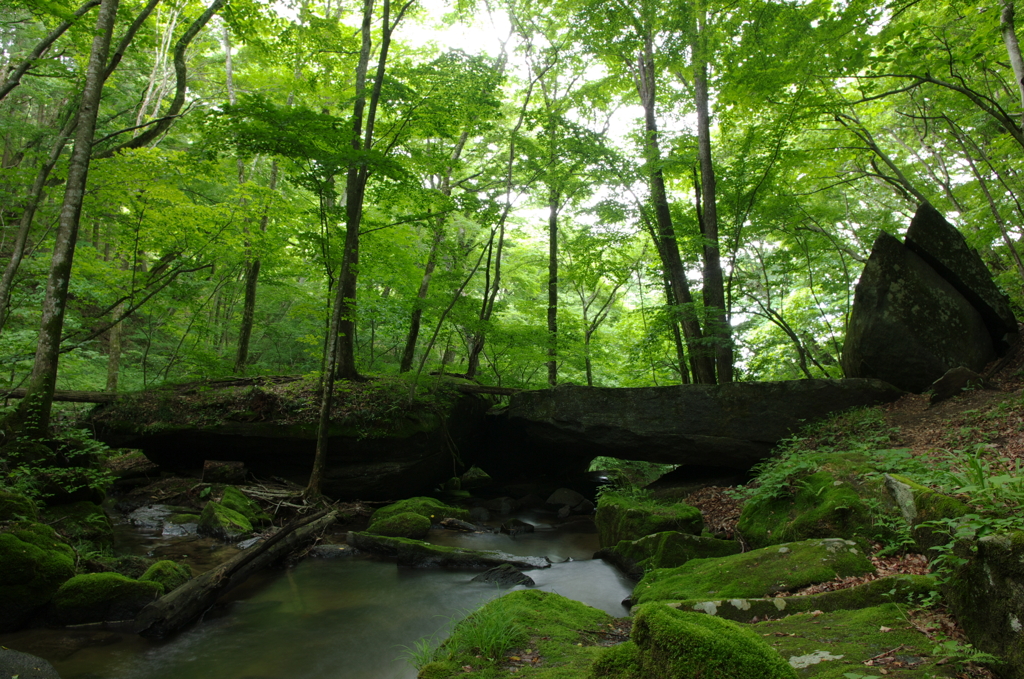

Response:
(0, 509), (632, 679)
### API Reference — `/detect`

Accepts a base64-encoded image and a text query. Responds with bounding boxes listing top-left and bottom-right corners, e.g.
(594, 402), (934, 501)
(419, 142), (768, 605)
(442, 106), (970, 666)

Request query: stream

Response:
(0, 508), (633, 679)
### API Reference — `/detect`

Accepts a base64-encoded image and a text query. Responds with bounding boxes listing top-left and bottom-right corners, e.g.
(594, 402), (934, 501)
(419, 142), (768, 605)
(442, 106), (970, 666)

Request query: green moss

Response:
(219, 486), (271, 526)
(370, 497), (468, 527)
(0, 522), (75, 631)
(755, 604), (958, 677)
(42, 501), (113, 544)
(0, 489), (39, 521)
(139, 560), (192, 595)
(595, 492), (703, 549)
(52, 572), (162, 624)
(590, 640), (640, 678)
(367, 511), (431, 539)
(198, 501), (253, 541)
(605, 531), (741, 579)
(633, 538), (874, 604)
(418, 590), (614, 678)
(603, 604), (797, 679)
(167, 513), (201, 524)
(887, 474), (971, 553)
(673, 574), (937, 623)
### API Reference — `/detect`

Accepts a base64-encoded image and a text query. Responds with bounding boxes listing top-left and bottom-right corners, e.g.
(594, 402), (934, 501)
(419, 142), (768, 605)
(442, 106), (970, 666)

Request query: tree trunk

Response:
(547, 187), (560, 387)
(106, 301), (123, 391)
(400, 221), (443, 372)
(635, 35), (715, 384)
(234, 162), (277, 373)
(1000, 0), (1024, 119)
(691, 6), (732, 383)
(7, 0), (119, 437)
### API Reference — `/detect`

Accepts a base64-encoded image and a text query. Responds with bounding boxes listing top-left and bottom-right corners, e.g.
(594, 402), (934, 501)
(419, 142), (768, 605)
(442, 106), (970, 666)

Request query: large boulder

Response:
(842, 231), (994, 392)
(595, 492), (703, 549)
(905, 202), (1018, 352)
(484, 379), (902, 476)
(596, 531), (741, 581)
(0, 523), (76, 631)
(51, 572), (161, 625)
(85, 378), (490, 501)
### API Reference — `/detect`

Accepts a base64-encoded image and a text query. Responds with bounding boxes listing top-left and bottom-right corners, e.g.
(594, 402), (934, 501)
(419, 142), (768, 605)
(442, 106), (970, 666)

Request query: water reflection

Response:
(0, 515), (632, 679)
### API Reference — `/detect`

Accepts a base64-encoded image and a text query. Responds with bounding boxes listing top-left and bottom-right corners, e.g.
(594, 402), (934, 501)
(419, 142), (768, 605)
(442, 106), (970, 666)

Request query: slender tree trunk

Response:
(235, 162), (278, 373)
(106, 301), (123, 391)
(1001, 0), (1024, 120)
(7, 0), (119, 436)
(400, 220), (443, 372)
(636, 35), (715, 384)
(691, 6), (732, 382)
(547, 187), (560, 387)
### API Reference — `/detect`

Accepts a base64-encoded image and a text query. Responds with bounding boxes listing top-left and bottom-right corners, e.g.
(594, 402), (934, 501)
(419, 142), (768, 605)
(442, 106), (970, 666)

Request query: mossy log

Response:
(133, 510), (336, 638)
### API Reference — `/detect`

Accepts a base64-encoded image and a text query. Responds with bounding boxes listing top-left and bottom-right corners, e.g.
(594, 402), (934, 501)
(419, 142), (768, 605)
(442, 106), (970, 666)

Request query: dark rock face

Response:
(905, 203), (1018, 351)
(89, 393), (489, 502)
(471, 563), (535, 587)
(843, 205), (1017, 392)
(0, 649), (62, 679)
(482, 379), (902, 475)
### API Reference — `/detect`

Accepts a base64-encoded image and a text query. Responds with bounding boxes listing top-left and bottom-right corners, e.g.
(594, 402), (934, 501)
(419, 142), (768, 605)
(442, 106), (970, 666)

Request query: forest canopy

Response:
(1, 0), (1023, 424)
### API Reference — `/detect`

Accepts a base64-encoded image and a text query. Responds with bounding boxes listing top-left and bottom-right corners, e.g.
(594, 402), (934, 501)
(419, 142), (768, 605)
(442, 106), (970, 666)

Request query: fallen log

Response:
(3, 388), (117, 403)
(133, 509), (337, 638)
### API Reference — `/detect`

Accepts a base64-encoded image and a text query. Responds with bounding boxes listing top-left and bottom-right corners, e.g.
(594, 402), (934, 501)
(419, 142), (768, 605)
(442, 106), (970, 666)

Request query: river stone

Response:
(346, 531), (550, 570)
(905, 202), (1018, 351)
(471, 563), (535, 587)
(842, 231), (994, 393)
(484, 379), (902, 475)
(197, 501), (253, 541)
(0, 523), (76, 632)
(597, 530), (742, 581)
(0, 649), (61, 679)
(52, 573), (162, 625)
(595, 491), (704, 548)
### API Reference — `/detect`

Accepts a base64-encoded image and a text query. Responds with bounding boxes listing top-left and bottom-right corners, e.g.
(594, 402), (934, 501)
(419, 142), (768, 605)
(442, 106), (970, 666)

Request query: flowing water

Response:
(0, 509), (633, 679)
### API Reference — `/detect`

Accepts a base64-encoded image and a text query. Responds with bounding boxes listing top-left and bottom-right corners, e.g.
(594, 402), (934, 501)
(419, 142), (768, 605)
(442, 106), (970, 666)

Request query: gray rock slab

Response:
(0, 649), (61, 679)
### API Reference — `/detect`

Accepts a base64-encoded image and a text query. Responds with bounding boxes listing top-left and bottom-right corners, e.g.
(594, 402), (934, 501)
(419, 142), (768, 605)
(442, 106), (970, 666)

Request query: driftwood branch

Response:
(133, 510), (337, 638)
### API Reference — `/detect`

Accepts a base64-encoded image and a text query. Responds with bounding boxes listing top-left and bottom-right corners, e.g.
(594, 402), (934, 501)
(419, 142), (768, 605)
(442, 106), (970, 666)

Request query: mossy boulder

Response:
(366, 511), (431, 539)
(139, 560), (192, 595)
(0, 522), (75, 631)
(884, 473), (971, 553)
(633, 538), (874, 605)
(736, 454), (885, 549)
(592, 603), (796, 679)
(0, 489), (38, 521)
(167, 513), (201, 524)
(347, 531), (550, 570)
(419, 590), (613, 678)
(369, 496), (468, 528)
(598, 531), (741, 580)
(218, 485), (271, 526)
(197, 501), (253, 541)
(42, 501), (113, 544)
(595, 492), (703, 549)
(676, 574), (937, 623)
(943, 531), (1024, 678)
(460, 465), (492, 489)
(51, 572), (161, 624)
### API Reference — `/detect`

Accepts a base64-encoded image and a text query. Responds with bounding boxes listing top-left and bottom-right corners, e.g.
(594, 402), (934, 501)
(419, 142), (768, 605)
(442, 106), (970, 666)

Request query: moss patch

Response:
(594, 492), (703, 549)
(219, 486), (271, 526)
(139, 560), (192, 595)
(673, 574), (937, 623)
(0, 489), (38, 521)
(755, 603), (958, 677)
(0, 522), (75, 632)
(370, 497), (468, 527)
(591, 603), (796, 679)
(367, 511), (431, 539)
(418, 590), (614, 678)
(633, 538), (874, 604)
(197, 501), (253, 541)
(600, 531), (741, 580)
(52, 572), (162, 625)
(42, 501), (113, 544)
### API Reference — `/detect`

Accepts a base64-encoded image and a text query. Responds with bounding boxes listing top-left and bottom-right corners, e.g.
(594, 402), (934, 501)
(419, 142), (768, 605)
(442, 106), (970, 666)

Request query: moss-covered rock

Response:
(0, 489), (38, 521)
(219, 486), (271, 526)
(167, 513), (201, 524)
(884, 474), (971, 553)
(0, 522), (75, 631)
(369, 497), (468, 528)
(139, 560), (192, 595)
(347, 531), (550, 570)
(674, 574), (937, 623)
(756, 603), (958, 677)
(592, 603), (796, 679)
(82, 554), (154, 579)
(51, 572), (161, 624)
(419, 590), (614, 678)
(460, 466), (492, 489)
(366, 511), (431, 539)
(595, 492), (703, 549)
(633, 538), (874, 605)
(197, 501), (253, 541)
(943, 531), (1024, 678)
(42, 501), (113, 544)
(598, 531), (741, 580)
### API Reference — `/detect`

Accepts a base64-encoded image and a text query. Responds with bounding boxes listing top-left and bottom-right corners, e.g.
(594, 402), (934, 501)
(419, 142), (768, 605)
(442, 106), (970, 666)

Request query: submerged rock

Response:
(346, 531), (550, 570)
(471, 563), (535, 587)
